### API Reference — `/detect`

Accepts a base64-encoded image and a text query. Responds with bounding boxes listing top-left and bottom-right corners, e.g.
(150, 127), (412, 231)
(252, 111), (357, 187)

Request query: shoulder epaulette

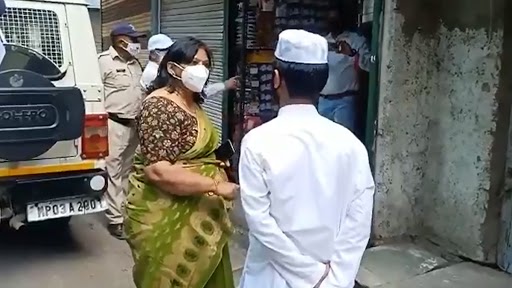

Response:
(97, 51), (110, 59)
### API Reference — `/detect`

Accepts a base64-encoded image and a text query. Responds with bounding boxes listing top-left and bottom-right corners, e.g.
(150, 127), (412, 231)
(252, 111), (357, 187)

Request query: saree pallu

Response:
(125, 108), (235, 288)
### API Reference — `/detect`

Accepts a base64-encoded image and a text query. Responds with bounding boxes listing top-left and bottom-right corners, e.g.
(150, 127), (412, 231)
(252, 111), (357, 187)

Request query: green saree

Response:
(125, 107), (235, 288)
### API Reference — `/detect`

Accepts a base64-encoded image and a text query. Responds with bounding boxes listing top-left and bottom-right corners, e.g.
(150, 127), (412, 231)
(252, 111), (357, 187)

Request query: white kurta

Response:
(321, 32), (371, 95)
(238, 105), (374, 288)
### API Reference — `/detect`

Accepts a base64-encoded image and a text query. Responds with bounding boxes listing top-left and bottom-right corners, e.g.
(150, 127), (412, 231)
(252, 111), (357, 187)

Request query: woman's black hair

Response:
(147, 36), (213, 104)
(274, 59), (328, 100)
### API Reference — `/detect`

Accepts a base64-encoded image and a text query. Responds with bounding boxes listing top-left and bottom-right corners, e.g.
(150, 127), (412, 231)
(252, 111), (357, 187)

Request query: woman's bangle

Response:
(209, 179), (219, 196)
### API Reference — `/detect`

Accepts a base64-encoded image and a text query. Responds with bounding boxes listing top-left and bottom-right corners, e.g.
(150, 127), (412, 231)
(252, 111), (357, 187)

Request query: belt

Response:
(108, 113), (135, 127)
(320, 90), (358, 100)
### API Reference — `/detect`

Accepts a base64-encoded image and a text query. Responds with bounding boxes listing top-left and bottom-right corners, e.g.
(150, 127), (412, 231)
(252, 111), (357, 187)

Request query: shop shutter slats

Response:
(160, 0), (225, 137)
(101, 0), (151, 66)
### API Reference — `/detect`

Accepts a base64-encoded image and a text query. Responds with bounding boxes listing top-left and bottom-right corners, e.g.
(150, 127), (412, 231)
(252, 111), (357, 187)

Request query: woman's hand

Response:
(215, 182), (239, 200)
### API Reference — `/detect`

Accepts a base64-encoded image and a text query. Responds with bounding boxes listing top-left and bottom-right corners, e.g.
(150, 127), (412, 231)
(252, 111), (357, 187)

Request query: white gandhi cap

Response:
(274, 29), (328, 64)
(148, 34), (174, 51)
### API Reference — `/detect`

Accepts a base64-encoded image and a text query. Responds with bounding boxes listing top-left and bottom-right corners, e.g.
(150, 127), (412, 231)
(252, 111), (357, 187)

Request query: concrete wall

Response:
(374, 0), (511, 262)
(89, 9), (102, 53)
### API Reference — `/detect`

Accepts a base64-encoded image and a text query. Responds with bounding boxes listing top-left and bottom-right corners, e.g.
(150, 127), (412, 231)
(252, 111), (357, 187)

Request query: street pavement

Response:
(5, 213), (508, 288)
(0, 213), (246, 288)
(357, 243), (512, 288)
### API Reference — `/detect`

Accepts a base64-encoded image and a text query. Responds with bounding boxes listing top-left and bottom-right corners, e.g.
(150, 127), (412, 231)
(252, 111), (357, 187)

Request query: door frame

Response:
(364, 0), (383, 170)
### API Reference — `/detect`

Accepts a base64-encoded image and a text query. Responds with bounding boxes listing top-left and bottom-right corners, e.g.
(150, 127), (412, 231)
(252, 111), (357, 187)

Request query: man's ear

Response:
(273, 69), (281, 90)
(113, 37), (124, 48)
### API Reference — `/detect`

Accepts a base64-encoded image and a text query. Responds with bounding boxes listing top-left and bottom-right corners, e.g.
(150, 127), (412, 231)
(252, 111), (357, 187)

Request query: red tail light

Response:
(81, 114), (109, 159)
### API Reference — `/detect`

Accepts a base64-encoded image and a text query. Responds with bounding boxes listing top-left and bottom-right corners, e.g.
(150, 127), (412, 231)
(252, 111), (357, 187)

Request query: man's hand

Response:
(313, 262), (331, 288)
(337, 40), (356, 57)
(224, 76), (240, 90)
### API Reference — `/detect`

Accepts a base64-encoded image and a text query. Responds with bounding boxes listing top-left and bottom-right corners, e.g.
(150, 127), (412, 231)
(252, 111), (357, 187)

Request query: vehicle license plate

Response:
(26, 196), (107, 222)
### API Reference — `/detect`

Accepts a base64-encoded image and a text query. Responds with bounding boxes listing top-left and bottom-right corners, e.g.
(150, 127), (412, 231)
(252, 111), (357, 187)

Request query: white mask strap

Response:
(167, 62), (182, 80)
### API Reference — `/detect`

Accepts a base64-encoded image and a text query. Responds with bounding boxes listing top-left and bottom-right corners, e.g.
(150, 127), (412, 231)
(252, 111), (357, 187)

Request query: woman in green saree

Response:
(125, 37), (239, 288)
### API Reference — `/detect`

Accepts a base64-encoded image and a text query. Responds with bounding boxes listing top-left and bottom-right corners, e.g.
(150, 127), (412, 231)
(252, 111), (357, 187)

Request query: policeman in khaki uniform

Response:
(98, 23), (146, 239)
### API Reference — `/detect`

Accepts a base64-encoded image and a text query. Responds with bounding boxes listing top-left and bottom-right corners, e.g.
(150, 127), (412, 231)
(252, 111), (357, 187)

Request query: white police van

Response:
(0, 0), (108, 229)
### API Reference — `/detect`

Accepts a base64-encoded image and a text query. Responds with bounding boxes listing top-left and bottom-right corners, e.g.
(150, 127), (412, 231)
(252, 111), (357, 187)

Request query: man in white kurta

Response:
(238, 29), (375, 288)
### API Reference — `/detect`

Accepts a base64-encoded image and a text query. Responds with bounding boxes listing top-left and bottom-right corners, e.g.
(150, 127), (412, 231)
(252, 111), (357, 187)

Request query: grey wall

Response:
(89, 8), (101, 52)
(374, 0), (511, 262)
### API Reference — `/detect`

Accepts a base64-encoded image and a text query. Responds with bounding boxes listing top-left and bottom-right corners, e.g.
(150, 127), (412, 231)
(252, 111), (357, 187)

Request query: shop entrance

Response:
(227, 0), (381, 176)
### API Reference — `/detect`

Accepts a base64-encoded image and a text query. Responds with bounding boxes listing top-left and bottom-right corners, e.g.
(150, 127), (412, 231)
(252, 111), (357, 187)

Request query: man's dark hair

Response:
(274, 59), (328, 99)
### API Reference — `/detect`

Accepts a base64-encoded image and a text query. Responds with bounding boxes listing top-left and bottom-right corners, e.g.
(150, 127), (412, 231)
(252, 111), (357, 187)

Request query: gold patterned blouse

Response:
(136, 96), (198, 165)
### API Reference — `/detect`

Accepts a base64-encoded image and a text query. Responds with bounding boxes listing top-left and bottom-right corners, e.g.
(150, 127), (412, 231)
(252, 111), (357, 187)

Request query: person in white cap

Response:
(238, 29), (374, 288)
(140, 34), (174, 91)
(141, 34), (240, 95)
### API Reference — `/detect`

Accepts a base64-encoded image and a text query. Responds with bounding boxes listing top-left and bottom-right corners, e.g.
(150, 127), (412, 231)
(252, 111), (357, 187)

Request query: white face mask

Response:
(140, 61), (159, 90)
(171, 63), (210, 93)
(122, 41), (141, 57)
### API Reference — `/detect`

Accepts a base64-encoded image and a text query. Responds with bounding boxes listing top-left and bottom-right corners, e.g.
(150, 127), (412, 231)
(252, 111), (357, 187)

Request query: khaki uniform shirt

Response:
(98, 47), (144, 119)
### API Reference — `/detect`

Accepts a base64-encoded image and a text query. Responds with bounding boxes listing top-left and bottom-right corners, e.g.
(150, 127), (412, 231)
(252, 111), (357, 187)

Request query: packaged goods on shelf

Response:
(232, 0), (330, 147)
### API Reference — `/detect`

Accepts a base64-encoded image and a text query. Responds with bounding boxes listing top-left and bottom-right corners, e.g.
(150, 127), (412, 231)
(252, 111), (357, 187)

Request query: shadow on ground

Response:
(0, 214), (135, 288)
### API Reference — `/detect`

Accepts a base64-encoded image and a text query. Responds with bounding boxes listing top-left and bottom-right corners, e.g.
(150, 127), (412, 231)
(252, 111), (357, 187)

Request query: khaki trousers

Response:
(105, 119), (138, 225)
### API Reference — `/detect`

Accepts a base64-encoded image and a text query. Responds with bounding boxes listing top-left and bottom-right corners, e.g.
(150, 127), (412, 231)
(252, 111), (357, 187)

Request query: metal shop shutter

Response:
(101, 0), (151, 66)
(160, 0), (225, 137)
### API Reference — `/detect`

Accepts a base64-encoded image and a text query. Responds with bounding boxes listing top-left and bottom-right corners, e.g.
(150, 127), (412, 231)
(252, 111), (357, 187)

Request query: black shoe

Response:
(108, 223), (127, 240)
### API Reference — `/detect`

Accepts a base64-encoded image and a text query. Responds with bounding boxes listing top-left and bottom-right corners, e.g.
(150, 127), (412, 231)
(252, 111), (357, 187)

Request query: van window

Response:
(0, 7), (64, 68)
